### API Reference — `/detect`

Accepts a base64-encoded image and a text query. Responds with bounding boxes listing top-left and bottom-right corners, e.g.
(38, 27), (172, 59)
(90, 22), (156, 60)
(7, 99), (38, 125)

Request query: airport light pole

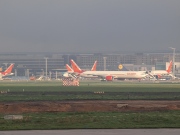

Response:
(44, 57), (48, 80)
(169, 47), (176, 77)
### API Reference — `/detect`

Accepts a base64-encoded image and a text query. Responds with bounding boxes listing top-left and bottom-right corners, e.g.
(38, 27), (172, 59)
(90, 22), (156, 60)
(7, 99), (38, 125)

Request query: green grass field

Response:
(0, 81), (180, 101)
(0, 81), (180, 130)
(0, 111), (180, 130)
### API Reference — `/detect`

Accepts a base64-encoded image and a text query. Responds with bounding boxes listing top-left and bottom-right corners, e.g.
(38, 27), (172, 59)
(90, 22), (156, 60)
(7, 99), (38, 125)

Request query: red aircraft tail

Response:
(70, 59), (83, 73)
(71, 59), (97, 73)
(66, 64), (74, 72)
(0, 64), (14, 76)
(166, 60), (173, 73)
(91, 60), (97, 71)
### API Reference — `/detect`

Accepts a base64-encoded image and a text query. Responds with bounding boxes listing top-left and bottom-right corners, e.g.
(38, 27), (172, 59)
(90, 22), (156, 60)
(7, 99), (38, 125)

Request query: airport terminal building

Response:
(0, 52), (180, 78)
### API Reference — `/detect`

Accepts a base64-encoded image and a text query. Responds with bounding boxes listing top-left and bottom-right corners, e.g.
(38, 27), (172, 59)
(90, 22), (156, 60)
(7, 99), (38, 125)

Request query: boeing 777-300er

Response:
(0, 64), (14, 80)
(70, 59), (148, 81)
(148, 60), (173, 79)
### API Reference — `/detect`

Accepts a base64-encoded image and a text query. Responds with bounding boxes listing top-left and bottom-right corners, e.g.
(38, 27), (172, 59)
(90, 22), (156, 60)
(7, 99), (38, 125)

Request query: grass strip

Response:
(0, 111), (180, 130)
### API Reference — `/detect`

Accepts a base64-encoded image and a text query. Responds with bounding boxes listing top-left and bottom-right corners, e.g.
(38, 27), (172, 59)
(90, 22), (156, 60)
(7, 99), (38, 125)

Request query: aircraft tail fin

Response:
(4, 64), (14, 74)
(66, 64), (74, 72)
(166, 60), (173, 73)
(91, 60), (97, 71)
(70, 59), (83, 73)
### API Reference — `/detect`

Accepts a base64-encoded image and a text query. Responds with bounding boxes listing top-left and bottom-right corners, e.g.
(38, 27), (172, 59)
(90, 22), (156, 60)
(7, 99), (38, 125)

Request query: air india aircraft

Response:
(148, 60), (173, 79)
(0, 64), (14, 80)
(70, 59), (148, 81)
(66, 64), (74, 73)
(62, 64), (75, 78)
(63, 60), (97, 78)
(70, 59), (97, 73)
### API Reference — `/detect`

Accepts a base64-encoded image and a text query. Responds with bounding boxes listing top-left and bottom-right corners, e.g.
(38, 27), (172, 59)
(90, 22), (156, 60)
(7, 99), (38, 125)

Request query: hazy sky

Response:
(0, 0), (180, 53)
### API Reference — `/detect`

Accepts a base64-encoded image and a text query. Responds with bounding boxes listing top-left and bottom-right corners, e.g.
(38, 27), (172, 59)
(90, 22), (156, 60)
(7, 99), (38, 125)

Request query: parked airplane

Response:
(0, 64), (14, 80)
(70, 59), (97, 73)
(66, 64), (74, 73)
(148, 60), (173, 79)
(63, 64), (76, 78)
(63, 60), (98, 78)
(70, 59), (148, 81)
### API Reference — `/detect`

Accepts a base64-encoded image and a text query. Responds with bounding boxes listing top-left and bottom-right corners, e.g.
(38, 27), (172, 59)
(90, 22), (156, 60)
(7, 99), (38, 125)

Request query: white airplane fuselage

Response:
(149, 70), (170, 76)
(81, 71), (148, 79)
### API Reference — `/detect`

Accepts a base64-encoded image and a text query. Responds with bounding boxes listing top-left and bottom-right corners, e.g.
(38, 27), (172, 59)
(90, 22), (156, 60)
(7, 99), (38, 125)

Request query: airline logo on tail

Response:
(0, 64), (14, 76)
(166, 60), (173, 73)
(66, 64), (74, 72)
(91, 61), (97, 71)
(70, 59), (97, 73)
(70, 59), (84, 73)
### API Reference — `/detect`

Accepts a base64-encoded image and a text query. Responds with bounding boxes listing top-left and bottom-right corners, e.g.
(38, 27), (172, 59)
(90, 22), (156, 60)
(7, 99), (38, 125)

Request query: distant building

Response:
(0, 52), (180, 77)
(0, 53), (64, 77)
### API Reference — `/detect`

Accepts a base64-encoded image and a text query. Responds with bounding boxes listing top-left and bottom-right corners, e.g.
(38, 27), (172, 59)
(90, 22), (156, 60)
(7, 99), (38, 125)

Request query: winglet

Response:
(91, 60), (97, 71)
(166, 60), (173, 73)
